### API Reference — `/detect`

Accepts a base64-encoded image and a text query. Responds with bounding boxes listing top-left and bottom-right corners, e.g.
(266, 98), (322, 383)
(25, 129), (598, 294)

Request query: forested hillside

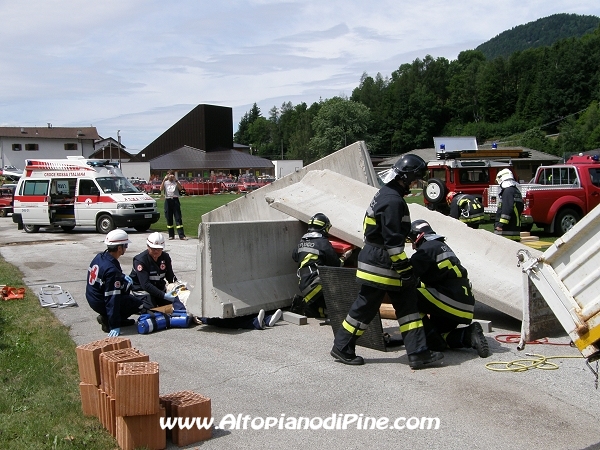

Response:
(476, 13), (600, 60)
(235, 15), (600, 164)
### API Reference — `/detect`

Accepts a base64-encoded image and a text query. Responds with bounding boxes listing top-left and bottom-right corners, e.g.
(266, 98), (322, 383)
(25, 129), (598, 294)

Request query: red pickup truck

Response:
(486, 154), (600, 235)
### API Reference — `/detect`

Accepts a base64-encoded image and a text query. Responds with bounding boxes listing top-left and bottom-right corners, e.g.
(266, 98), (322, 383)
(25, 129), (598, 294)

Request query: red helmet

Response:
(446, 191), (457, 205)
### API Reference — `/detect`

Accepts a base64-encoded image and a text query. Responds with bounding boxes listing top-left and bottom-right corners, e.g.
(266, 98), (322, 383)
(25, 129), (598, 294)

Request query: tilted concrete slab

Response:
(187, 142), (379, 318)
(265, 169), (543, 320)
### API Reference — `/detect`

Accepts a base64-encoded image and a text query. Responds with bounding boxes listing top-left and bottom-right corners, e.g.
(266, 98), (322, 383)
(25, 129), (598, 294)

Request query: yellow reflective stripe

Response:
(342, 320), (365, 336)
(356, 270), (401, 287)
(301, 254), (318, 267)
(166, 225), (174, 229)
(399, 320), (423, 333)
(499, 218), (509, 224)
(389, 252), (408, 263)
(418, 287), (473, 320)
(304, 284), (322, 302)
(437, 260), (462, 277)
(363, 216), (376, 233)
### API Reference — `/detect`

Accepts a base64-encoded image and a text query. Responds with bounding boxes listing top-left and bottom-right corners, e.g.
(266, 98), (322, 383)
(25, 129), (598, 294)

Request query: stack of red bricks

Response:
(76, 337), (212, 449)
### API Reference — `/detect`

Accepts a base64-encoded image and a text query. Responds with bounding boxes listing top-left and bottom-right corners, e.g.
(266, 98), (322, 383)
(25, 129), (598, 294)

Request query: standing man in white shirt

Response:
(160, 170), (187, 240)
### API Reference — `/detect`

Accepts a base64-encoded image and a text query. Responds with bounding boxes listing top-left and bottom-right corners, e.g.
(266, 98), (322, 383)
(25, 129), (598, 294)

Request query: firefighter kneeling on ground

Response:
(408, 219), (490, 358)
(446, 191), (485, 229)
(129, 232), (185, 312)
(291, 213), (352, 318)
(494, 168), (524, 240)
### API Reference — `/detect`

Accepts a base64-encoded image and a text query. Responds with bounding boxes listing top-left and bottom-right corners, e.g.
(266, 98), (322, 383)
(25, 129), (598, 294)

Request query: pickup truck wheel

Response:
(96, 214), (115, 234)
(423, 178), (446, 204)
(554, 208), (580, 236)
(23, 224), (40, 233)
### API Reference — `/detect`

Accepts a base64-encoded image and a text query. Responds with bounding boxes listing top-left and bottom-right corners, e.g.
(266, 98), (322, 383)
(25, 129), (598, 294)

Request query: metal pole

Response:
(117, 130), (121, 167)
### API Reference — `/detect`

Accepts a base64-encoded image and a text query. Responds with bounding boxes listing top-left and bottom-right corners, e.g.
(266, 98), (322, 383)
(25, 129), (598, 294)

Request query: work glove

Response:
(108, 328), (121, 337)
(124, 275), (133, 291)
(400, 274), (419, 289)
(164, 292), (179, 302)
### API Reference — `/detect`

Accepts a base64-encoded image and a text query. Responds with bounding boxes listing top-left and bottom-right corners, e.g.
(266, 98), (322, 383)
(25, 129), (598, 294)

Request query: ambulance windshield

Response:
(96, 177), (139, 194)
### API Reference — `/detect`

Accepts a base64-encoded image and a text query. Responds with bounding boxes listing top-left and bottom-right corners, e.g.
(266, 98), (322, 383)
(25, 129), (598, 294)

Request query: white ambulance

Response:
(12, 156), (160, 234)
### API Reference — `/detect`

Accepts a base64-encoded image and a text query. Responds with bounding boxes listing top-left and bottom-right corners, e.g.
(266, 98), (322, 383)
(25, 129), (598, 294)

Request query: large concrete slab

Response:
(265, 169), (544, 320)
(186, 220), (303, 318)
(189, 142), (379, 318)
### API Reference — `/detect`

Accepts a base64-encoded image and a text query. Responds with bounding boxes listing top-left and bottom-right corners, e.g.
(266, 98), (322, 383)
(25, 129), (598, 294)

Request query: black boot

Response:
(408, 350), (444, 369)
(289, 295), (305, 315)
(464, 322), (490, 358)
(330, 346), (364, 365)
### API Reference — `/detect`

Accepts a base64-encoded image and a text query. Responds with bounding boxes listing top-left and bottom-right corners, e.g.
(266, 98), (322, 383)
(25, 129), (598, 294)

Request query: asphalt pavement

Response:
(0, 218), (599, 450)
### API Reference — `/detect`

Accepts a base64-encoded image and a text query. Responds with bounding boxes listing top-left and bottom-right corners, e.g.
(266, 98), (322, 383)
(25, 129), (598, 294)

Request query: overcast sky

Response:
(1, 1), (599, 153)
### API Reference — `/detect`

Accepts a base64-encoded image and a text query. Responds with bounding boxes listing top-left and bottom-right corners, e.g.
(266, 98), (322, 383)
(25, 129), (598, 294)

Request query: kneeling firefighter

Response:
(291, 213), (351, 318)
(408, 219), (490, 358)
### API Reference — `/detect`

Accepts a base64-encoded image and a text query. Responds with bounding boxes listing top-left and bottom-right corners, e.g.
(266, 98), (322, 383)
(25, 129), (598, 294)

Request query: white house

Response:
(0, 125), (100, 170)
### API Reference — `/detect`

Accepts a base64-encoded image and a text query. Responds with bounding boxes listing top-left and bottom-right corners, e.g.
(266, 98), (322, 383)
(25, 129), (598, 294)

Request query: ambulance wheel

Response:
(23, 224), (40, 233)
(96, 214), (115, 234)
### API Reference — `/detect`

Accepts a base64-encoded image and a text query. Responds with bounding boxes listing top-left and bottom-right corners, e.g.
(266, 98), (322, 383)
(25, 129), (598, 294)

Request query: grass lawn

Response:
(151, 192), (238, 236)
(0, 259), (116, 450)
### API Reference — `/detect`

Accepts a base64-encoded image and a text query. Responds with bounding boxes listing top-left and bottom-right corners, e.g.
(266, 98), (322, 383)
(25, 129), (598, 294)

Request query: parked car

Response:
(0, 185), (15, 217)
(237, 175), (260, 192)
(217, 178), (238, 192)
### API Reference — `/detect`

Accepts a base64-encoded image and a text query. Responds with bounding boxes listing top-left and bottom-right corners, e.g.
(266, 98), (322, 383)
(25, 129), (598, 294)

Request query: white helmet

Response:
(146, 232), (165, 249)
(104, 229), (131, 246)
(496, 168), (514, 185)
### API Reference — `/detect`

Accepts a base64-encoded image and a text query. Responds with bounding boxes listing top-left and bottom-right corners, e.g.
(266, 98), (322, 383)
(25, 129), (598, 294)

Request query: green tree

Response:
(234, 103), (262, 145)
(309, 97), (370, 160)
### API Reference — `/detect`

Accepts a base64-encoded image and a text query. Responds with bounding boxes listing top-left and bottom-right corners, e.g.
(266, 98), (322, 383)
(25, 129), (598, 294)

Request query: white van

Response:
(12, 156), (160, 234)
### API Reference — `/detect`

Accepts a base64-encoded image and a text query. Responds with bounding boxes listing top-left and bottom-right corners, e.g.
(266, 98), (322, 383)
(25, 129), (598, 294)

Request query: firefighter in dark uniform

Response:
(291, 213), (351, 318)
(129, 232), (184, 311)
(446, 191), (485, 229)
(86, 229), (144, 337)
(494, 168), (524, 240)
(331, 154), (443, 368)
(408, 219), (490, 358)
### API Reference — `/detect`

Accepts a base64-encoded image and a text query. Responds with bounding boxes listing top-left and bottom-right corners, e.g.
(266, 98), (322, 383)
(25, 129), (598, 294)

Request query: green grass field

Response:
(151, 192), (238, 236)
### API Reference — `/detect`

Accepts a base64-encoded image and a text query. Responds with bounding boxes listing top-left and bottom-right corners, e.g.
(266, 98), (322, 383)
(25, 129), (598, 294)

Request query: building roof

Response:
(377, 147), (562, 169)
(149, 146), (274, 170)
(0, 126), (100, 140)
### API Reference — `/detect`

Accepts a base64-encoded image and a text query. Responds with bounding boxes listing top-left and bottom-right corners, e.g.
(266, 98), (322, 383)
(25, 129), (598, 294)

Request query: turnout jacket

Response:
(448, 193), (484, 225)
(129, 250), (177, 301)
(410, 237), (475, 323)
(356, 181), (413, 290)
(495, 182), (524, 236)
(86, 251), (131, 330)
(292, 232), (341, 296)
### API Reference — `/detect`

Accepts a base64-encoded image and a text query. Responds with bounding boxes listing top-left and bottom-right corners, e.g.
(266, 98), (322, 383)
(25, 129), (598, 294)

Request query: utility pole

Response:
(117, 130), (121, 167)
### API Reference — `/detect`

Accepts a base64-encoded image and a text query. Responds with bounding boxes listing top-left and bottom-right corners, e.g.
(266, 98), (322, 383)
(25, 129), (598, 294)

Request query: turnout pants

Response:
(333, 284), (428, 356)
(164, 197), (185, 238)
